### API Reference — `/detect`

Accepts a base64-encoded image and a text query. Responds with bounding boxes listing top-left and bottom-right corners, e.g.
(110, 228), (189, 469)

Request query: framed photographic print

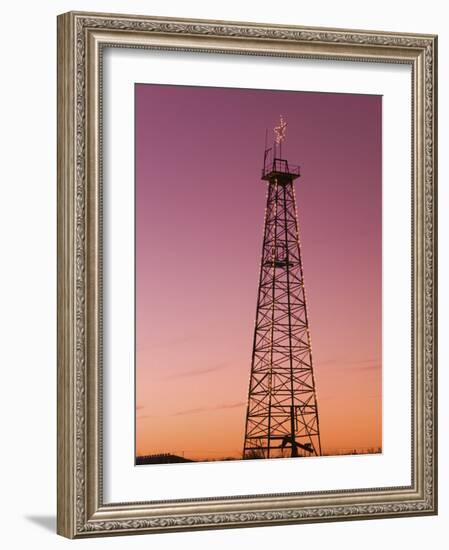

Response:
(57, 11), (438, 538)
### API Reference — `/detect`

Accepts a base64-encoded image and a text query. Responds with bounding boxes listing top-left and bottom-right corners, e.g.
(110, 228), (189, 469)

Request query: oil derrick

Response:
(243, 116), (322, 460)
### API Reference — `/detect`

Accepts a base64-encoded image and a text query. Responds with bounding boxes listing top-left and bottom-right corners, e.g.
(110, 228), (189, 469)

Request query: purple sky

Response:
(135, 84), (382, 460)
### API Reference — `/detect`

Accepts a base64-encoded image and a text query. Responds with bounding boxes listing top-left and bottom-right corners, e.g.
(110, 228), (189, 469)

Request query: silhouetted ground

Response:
(136, 453), (194, 465)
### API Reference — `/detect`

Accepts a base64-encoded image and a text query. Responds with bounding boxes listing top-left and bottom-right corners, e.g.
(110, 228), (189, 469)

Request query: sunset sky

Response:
(135, 84), (382, 461)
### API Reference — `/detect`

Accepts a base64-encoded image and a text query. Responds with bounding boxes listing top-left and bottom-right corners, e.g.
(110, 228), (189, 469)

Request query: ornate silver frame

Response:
(57, 11), (438, 538)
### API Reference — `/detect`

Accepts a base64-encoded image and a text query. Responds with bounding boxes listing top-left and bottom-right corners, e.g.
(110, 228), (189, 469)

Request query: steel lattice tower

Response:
(243, 118), (322, 460)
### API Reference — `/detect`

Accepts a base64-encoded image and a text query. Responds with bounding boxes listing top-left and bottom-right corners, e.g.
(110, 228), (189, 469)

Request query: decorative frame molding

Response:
(57, 11), (437, 538)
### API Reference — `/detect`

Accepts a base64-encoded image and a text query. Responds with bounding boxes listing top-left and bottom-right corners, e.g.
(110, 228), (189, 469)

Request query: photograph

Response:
(55, 9), (437, 539)
(134, 84), (382, 465)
